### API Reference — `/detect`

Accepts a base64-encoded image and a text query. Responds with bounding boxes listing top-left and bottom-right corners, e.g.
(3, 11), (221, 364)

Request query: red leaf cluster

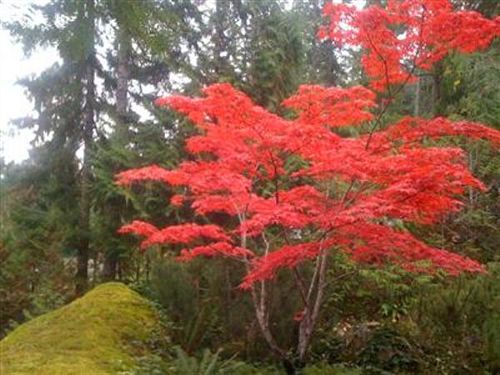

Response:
(178, 242), (254, 262)
(282, 85), (376, 127)
(119, 221), (230, 250)
(319, 0), (500, 91)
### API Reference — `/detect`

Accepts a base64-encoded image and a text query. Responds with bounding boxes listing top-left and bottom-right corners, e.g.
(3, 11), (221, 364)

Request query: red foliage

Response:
(117, 1), (499, 292)
(119, 221), (230, 250)
(318, 0), (500, 91)
(118, 80), (498, 283)
(116, 164), (187, 186)
(282, 85), (376, 127)
(178, 242), (254, 262)
(240, 240), (335, 289)
(337, 223), (485, 275)
(118, 220), (158, 237)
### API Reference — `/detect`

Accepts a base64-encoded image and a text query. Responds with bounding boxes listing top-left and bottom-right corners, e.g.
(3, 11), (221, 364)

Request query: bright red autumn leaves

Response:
(117, 83), (496, 287)
(117, 0), (499, 291)
(318, 0), (500, 91)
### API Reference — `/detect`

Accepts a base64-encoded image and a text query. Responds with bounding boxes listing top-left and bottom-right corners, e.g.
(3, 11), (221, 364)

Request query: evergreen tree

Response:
(2, 0), (203, 290)
(292, 0), (344, 86)
(187, 0), (305, 110)
(3, 0), (100, 294)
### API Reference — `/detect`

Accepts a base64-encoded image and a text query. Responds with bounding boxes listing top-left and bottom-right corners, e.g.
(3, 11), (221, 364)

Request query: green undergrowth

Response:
(0, 282), (162, 374)
(0, 281), (366, 375)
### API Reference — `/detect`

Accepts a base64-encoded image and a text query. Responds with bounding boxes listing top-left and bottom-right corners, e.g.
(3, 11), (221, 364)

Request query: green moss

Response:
(303, 364), (362, 375)
(0, 282), (161, 375)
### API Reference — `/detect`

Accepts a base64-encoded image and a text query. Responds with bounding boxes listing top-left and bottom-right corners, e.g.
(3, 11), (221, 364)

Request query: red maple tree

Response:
(117, 0), (500, 366)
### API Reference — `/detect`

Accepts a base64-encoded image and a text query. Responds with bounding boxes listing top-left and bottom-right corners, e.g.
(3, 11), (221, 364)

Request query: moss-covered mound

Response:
(0, 282), (161, 375)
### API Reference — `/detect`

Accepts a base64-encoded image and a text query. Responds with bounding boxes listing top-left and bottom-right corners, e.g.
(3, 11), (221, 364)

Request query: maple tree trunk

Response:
(297, 251), (328, 363)
(249, 254), (328, 370)
(249, 282), (297, 373)
(241, 223), (294, 369)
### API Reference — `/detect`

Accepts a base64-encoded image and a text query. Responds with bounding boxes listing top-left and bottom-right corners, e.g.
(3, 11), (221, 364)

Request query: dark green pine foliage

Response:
(3, 0), (99, 294)
(245, 1), (304, 110)
(187, 0), (304, 111)
(429, 41), (500, 263)
(2, 0), (203, 291)
(91, 0), (203, 281)
(292, 0), (344, 87)
(0, 154), (74, 336)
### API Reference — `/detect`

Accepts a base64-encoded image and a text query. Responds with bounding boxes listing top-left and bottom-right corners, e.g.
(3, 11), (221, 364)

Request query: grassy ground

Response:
(0, 282), (159, 375)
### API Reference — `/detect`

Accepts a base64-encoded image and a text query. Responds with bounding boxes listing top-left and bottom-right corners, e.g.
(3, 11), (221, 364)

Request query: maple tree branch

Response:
(312, 251), (328, 323)
(244, 234), (285, 359)
(365, 7), (428, 150)
(340, 179), (356, 204)
(364, 73), (414, 150)
(363, 28), (393, 97)
(260, 233), (270, 313)
(315, 11), (432, 240)
(293, 268), (309, 307)
(323, 270), (356, 290)
(343, 181), (375, 208)
(297, 248), (328, 361)
(312, 18), (426, 231)
(276, 226), (310, 307)
(306, 254), (321, 304)
(240, 220), (286, 359)
(246, 121), (282, 203)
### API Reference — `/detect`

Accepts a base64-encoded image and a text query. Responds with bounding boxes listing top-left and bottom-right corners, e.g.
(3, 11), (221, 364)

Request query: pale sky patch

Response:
(0, 0), (58, 164)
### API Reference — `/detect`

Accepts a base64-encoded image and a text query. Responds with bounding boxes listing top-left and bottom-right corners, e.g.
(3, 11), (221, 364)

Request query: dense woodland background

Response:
(0, 0), (499, 373)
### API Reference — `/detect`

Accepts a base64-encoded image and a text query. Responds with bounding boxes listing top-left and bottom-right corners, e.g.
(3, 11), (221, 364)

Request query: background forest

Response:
(0, 0), (499, 374)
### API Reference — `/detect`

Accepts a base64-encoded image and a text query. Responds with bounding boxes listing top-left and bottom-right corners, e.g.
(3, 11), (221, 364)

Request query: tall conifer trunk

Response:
(76, 0), (96, 295)
(115, 26), (130, 144)
(214, 0), (226, 78)
(102, 24), (130, 281)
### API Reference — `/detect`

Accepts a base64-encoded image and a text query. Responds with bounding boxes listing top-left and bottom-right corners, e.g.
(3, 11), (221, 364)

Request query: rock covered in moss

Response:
(0, 282), (162, 374)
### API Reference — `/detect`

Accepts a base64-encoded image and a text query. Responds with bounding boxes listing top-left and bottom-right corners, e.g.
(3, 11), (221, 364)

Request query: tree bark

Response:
(102, 22), (130, 282)
(115, 24), (130, 144)
(414, 75), (421, 116)
(213, 0), (227, 79)
(431, 62), (444, 116)
(102, 255), (118, 281)
(75, 0), (96, 295)
(297, 251), (327, 363)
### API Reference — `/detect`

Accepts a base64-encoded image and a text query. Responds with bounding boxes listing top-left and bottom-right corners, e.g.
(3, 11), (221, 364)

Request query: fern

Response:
(168, 346), (245, 375)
